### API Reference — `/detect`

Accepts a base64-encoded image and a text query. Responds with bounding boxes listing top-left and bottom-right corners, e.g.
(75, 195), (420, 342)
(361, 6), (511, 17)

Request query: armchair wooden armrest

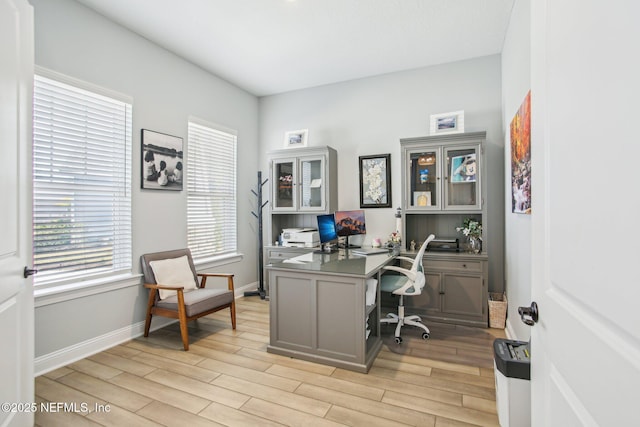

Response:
(197, 273), (235, 291)
(143, 283), (185, 291)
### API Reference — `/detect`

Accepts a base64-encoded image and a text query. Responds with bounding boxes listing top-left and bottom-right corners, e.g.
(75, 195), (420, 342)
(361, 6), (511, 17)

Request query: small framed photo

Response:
(359, 154), (392, 208)
(284, 129), (308, 148)
(413, 191), (431, 207)
(430, 110), (465, 135)
(450, 153), (477, 183)
(141, 129), (184, 191)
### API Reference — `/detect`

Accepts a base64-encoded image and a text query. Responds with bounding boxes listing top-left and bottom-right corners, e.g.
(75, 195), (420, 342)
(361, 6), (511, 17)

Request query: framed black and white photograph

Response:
(283, 129), (308, 148)
(430, 110), (465, 135)
(141, 129), (184, 191)
(359, 153), (392, 208)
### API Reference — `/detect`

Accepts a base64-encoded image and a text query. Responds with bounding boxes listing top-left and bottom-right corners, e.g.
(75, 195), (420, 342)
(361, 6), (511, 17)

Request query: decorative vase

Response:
(388, 242), (401, 256)
(392, 243), (401, 256)
(469, 237), (481, 254)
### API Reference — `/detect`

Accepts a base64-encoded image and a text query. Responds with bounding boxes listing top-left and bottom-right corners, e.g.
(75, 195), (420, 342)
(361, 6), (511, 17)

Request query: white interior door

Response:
(0, 0), (34, 426)
(530, 0), (640, 425)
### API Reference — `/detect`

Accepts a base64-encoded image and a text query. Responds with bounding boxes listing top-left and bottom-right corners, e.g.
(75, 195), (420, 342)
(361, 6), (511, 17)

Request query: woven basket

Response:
(488, 292), (507, 329)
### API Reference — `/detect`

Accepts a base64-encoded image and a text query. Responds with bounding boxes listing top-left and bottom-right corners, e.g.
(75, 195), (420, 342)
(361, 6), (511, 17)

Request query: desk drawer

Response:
(426, 259), (482, 272)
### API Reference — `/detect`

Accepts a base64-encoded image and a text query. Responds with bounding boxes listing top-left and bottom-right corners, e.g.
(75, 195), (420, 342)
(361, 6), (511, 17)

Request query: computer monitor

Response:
(316, 213), (338, 245)
(334, 209), (366, 248)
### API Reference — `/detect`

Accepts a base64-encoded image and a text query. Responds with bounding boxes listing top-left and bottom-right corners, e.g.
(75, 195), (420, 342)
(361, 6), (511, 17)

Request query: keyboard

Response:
(350, 247), (390, 256)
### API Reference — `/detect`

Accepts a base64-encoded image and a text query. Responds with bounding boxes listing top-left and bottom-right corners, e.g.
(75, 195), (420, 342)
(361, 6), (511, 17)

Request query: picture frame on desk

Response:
(359, 153), (392, 208)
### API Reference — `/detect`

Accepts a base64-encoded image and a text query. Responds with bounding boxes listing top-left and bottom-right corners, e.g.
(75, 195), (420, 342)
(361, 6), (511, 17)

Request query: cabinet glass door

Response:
(444, 145), (481, 210)
(298, 156), (325, 210)
(273, 159), (296, 210)
(407, 149), (440, 210)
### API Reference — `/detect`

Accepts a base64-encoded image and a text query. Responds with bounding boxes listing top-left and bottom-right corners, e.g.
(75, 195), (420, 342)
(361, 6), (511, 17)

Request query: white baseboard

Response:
(235, 281), (259, 297)
(34, 287), (256, 376)
(34, 317), (175, 376)
(505, 318), (516, 340)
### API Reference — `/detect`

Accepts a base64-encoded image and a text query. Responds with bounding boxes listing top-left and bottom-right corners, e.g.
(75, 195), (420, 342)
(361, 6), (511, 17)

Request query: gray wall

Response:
(259, 56), (505, 293)
(31, 0), (259, 358)
(501, 0), (531, 340)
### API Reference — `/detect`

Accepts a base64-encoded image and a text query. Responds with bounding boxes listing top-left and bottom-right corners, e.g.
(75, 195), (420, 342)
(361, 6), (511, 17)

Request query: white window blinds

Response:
(187, 121), (237, 261)
(33, 73), (132, 286)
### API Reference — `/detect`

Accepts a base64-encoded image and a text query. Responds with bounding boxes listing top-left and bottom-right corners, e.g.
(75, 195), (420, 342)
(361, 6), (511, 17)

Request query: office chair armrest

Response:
(143, 283), (185, 291)
(197, 273), (235, 291)
(383, 265), (418, 282)
(382, 266), (423, 295)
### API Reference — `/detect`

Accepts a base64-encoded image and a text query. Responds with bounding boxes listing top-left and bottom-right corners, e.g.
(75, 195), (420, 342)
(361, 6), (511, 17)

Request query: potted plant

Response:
(456, 219), (482, 253)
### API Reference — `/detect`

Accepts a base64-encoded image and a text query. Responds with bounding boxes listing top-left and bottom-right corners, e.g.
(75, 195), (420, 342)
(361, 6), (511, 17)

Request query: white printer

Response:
(280, 228), (320, 248)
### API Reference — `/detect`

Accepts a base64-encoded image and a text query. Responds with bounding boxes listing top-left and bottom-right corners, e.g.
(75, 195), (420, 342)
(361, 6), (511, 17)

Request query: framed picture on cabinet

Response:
(359, 153), (392, 208)
(430, 110), (465, 135)
(284, 129), (308, 148)
(413, 191), (431, 207)
(141, 129), (184, 191)
(450, 153), (477, 183)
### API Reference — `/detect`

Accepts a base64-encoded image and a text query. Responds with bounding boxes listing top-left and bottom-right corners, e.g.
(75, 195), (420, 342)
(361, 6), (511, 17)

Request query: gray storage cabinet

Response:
(397, 132), (490, 327)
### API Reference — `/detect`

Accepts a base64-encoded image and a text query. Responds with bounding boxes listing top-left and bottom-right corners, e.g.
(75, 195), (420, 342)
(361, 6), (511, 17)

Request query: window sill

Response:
(194, 252), (244, 271)
(34, 273), (142, 307)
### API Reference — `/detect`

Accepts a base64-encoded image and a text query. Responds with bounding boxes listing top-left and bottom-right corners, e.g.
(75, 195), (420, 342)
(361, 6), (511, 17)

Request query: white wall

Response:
(259, 56), (505, 293)
(501, 0), (531, 340)
(31, 0), (259, 360)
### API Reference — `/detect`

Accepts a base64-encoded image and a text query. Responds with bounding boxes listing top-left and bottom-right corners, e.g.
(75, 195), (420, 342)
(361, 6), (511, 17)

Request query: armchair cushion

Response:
(149, 255), (198, 299)
(156, 288), (233, 317)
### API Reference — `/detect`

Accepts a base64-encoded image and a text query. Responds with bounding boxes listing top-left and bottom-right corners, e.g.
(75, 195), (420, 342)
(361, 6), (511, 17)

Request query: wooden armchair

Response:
(140, 248), (236, 350)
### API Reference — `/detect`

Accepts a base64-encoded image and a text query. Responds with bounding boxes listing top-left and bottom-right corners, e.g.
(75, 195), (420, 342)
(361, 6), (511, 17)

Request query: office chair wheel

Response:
(394, 336), (403, 344)
(422, 332), (430, 340)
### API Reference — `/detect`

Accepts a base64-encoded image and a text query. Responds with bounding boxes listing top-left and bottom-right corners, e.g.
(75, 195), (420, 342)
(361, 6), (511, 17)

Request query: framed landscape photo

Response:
(430, 110), (465, 135)
(359, 153), (392, 208)
(284, 129), (308, 148)
(141, 129), (184, 191)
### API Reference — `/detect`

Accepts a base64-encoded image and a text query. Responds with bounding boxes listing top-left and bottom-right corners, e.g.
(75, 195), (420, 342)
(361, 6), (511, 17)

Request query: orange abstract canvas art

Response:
(510, 90), (531, 214)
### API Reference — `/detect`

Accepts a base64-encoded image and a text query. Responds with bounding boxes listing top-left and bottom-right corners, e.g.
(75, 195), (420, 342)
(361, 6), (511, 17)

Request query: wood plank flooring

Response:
(35, 298), (506, 426)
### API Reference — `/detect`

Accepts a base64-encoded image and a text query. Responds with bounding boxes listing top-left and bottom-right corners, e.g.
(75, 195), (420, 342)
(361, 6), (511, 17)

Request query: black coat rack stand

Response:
(244, 171), (268, 300)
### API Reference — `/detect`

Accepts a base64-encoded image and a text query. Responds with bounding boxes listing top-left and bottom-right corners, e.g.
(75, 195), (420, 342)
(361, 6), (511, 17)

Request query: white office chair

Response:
(380, 234), (436, 344)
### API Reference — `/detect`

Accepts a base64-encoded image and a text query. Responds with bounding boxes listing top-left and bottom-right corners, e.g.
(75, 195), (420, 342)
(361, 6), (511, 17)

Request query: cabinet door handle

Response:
(439, 291), (445, 295)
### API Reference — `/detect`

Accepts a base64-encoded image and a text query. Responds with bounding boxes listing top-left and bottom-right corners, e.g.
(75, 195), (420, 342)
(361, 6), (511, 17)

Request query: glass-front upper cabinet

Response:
(273, 158), (296, 210)
(270, 146), (337, 213)
(444, 145), (481, 210)
(298, 157), (324, 210)
(406, 148), (441, 210)
(402, 134), (484, 212)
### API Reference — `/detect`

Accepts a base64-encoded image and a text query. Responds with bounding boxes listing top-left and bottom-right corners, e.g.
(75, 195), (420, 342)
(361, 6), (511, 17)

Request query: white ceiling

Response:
(75, 0), (514, 96)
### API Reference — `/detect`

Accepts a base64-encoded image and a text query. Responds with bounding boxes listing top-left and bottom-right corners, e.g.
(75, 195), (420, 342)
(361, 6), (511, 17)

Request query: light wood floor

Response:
(35, 297), (506, 427)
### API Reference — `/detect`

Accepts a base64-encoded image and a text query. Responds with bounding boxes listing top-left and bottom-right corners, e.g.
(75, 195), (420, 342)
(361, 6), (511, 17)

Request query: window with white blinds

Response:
(187, 121), (237, 262)
(33, 73), (132, 287)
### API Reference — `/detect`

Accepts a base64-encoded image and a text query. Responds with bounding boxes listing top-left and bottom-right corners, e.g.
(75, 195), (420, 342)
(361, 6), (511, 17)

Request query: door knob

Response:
(23, 266), (38, 278)
(518, 301), (539, 326)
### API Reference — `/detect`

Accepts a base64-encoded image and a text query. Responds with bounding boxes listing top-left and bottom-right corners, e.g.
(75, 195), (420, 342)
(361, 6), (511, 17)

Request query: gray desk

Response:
(266, 250), (395, 373)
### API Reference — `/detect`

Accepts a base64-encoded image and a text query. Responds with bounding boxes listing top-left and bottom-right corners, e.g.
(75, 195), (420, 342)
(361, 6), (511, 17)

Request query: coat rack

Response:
(244, 171), (269, 300)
